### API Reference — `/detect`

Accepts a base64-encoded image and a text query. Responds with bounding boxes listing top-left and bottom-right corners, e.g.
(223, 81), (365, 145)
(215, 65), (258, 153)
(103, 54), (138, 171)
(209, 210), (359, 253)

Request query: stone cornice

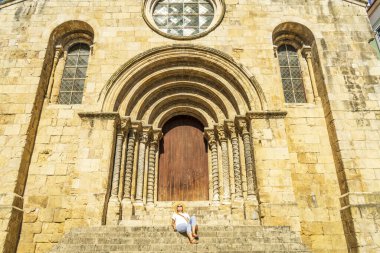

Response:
(0, 0), (28, 9)
(78, 112), (120, 120)
(247, 111), (287, 119)
(343, 0), (367, 7)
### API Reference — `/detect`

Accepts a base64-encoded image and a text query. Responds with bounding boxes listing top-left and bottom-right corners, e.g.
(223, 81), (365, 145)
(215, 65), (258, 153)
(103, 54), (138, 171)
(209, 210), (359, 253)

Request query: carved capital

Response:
(139, 126), (152, 143)
(216, 125), (227, 141)
(236, 117), (249, 135)
(54, 45), (63, 59)
(204, 128), (217, 145)
(120, 117), (131, 133)
(150, 129), (162, 146)
(225, 121), (238, 138)
(301, 45), (312, 59)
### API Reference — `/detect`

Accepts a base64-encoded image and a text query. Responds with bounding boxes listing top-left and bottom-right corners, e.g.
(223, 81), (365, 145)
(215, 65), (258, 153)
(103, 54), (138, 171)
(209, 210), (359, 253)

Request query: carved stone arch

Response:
(147, 99), (220, 126)
(100, 44), (268, 117)
(50, 20), (95, 48)
(272, 21), (316, 48)
(122, 71), (242, 117)
(154, 107), (212, 129)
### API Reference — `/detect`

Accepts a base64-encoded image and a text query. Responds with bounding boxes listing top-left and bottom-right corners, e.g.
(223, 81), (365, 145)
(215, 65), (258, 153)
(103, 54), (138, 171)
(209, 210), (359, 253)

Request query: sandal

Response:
(190, 238), (199, 244)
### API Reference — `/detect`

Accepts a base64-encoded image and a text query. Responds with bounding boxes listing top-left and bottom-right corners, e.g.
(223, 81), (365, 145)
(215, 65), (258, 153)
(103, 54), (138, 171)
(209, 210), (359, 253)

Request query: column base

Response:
(231, 199), (244, 220)
(133, 202), (146, 216)
(106, 196), (121, 225)
(121, 198), (133, 221)
(244, 199), (260, 221)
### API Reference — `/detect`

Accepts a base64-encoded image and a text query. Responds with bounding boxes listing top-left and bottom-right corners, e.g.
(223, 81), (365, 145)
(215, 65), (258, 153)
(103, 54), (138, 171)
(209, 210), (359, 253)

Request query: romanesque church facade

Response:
(0, 0), (379, 252)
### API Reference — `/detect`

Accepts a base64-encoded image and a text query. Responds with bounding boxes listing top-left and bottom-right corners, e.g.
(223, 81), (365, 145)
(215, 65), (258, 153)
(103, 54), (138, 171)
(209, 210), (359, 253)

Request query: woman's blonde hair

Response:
(173, 202), (186, 213)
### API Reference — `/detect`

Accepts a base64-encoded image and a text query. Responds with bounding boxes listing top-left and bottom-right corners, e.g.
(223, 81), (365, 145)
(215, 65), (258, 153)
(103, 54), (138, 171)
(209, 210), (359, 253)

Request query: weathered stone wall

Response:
(0, 0), (378, 253)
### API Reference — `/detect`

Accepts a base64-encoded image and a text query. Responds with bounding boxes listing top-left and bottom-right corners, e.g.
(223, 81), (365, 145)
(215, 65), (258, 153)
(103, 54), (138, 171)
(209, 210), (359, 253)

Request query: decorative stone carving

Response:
(135, 127), (151, 203)
(111, 131), (124, 197)
(236, 117), (256, 199)
(122, 123), (140, 202)
(226, 121), (243, 200)
(204, 128), (220, 203)
(246, 111), (287, 120)
(146, 130), (162, 205)
(217, 125), (231, 204)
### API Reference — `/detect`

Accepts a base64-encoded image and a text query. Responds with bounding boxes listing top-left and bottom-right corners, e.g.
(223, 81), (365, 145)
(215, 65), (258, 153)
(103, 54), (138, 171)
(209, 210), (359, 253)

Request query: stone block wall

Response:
(0, 0), (378, 253)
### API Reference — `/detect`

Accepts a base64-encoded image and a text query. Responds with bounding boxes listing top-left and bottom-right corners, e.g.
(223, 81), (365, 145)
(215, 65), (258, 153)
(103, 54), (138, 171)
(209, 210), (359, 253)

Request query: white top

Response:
(172, 212), (190, 226)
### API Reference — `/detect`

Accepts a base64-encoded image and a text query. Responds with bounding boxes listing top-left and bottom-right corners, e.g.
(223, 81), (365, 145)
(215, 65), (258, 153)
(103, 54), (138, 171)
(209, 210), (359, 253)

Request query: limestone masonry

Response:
(0, 0), (379, 252)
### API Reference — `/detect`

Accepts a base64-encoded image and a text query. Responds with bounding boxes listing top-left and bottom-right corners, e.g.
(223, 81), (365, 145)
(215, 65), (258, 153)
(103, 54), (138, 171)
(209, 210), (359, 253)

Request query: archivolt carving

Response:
(100, 45), (268, 127)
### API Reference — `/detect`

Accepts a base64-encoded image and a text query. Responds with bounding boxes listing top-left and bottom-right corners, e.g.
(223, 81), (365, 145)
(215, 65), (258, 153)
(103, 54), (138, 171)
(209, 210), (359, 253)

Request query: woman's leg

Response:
(189, 216), (198, 236)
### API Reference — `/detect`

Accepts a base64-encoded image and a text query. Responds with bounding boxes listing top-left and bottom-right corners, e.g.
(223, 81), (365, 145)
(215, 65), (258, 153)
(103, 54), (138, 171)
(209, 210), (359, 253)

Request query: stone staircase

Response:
(51, 225), (310, 253)
(51, 203), (311, 253)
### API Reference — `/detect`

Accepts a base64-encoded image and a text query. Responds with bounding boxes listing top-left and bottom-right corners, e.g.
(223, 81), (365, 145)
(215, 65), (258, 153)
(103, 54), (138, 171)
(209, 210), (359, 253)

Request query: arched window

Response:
(278, 44), (306, 103)
(58, 43), (90, 104)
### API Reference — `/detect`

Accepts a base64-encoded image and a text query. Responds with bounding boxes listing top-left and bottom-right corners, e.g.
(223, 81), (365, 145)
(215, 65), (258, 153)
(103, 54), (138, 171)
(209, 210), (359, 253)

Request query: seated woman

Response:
(171, 202), (199, 244)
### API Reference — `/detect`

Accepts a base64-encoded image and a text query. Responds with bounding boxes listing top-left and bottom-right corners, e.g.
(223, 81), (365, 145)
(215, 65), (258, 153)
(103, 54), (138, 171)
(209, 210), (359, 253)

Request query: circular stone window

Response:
(143, 0), (225, 40)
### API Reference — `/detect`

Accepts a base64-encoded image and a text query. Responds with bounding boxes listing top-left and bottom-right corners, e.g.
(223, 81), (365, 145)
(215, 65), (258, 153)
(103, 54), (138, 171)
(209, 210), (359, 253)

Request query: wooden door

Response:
(158, 115), (209, 201)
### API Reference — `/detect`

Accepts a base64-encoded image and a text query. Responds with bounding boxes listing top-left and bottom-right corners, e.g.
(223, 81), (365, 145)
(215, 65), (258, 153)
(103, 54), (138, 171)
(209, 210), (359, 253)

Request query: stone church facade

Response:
(0, 0), (379, 252)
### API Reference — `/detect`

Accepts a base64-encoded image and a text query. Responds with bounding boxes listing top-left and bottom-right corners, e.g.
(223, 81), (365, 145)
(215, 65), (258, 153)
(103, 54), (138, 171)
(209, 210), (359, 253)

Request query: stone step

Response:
(50, 224), (310, 253)
(53, 243), (308, 252)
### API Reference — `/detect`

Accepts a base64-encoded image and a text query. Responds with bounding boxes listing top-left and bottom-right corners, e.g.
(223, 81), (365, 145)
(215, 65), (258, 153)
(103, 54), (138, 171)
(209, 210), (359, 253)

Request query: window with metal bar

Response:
(278, 44), (306, 103)
(58, 43), (89, 104)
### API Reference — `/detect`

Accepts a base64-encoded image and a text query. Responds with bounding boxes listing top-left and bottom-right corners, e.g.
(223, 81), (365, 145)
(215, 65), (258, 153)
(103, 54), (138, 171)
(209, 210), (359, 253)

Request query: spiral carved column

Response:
(237, 118), (257, 199)
(217, 125), (231, 204)
(135, 128), (151, 203)
(111, 131), (124, 198)
(122, 128), (138, 202)
(146, 130), (162, 205)
(226, 122), (243, 200)
(205, 128), (220, 203)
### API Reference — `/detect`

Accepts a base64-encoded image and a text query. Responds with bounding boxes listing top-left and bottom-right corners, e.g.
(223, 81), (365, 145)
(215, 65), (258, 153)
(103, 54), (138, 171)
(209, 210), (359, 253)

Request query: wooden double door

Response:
(158, 115), (209, 201)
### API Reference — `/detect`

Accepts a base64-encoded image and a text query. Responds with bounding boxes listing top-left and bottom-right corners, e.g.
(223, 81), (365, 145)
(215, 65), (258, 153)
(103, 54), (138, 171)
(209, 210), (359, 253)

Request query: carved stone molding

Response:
(236, 117), (256, 199)
(246, 111), (287, 119)
(217, 125), (231, 203)
(111, 132), (124, 197)
(120, 117), (132, 133)
(135, 126), (152, 203)
(226, 121), (243, 200)
(204, 128), (220, 203)
(146, 129), (162, 205)
(78, 112), (120, 120)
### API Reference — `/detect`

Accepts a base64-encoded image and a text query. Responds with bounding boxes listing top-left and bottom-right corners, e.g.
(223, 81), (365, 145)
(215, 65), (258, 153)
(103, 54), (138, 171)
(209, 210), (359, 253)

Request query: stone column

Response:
(46, 45), (62, 102)
(237, 117), (257, 200)
(146, 130), (162, 206)
(122, 125), (140, 204)
(135, 127), (151, 204)
(107, 123), (124, 225)
(217, 125), (231, 204)
(226, 121), (243, 200)
(205, 128), (220, 204)
(302, 45), (320, 102)
(111, 131), (124, 197)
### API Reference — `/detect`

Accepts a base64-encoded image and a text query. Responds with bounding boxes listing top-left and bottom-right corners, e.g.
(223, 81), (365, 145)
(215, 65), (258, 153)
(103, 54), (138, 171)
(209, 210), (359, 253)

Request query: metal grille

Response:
(278, 45), (306, 103)
(58, 43), (89, 104)
(153, 0), (214, 37)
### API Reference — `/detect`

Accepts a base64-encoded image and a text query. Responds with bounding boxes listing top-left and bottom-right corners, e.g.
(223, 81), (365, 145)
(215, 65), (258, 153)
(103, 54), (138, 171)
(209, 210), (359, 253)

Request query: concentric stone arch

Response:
(100, 45), (268, 125)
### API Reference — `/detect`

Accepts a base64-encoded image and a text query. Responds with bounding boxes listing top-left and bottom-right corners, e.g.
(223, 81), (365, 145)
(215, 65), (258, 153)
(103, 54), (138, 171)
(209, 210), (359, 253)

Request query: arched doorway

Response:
(158, 115), (209, 201)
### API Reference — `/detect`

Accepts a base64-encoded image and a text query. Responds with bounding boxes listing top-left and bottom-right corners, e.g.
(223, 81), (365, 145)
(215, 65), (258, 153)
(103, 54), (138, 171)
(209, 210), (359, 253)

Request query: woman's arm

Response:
(171, 219), (176, 231)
